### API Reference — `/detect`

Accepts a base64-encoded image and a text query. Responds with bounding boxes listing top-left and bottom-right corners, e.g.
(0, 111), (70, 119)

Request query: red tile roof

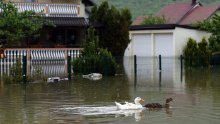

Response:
(179, 5), (220, 25)
(132, 16), (146, 25)
(132, 2), (220, 25)
(156, 3), (193, 24)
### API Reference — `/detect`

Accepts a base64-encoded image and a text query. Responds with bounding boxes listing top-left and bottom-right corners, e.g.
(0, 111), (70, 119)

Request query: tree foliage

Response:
(183, 38), (210, 67)
(89, 1), (132, 56)
(141, 15), (167, 25)
(0, 1), (49, 47)
(195, 14), (220, 52)
(73, 27), (118, 76)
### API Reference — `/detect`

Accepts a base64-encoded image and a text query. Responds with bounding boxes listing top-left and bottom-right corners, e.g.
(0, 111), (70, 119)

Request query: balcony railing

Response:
(14, 2), (79, 17)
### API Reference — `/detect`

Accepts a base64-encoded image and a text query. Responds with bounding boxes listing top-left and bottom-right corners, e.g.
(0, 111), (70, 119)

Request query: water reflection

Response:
(123, 56), (184, 89)
(1, 57), (220, 123)
(59, 106), (145, 121)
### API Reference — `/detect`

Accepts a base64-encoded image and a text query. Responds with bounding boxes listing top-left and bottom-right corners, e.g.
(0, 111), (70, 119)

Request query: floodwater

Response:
(1, 58), (220, 124)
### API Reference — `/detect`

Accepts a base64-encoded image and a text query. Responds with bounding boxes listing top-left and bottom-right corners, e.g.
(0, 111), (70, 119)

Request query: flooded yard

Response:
(1, 57), (220, 124)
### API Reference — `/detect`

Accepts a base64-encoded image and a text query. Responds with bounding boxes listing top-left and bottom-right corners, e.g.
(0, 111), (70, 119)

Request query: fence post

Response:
(159, 55), (162, 71)
(180, 55), (183, 82)
(67, 55), (71, 80)
(22, 55), (27, 84)
(180, 55), (183, 71)
(134, 55), (137, 77)
(134, 55), (137, 90)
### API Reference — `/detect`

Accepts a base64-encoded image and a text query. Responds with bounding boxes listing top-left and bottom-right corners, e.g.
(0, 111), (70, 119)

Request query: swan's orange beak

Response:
(140, 99), (145, 103)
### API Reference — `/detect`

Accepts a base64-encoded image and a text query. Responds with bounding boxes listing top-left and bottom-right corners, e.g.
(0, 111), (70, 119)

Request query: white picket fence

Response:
(0, 48), (82, 78)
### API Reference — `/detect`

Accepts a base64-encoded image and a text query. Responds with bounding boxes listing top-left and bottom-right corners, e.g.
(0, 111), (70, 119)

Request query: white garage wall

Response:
(174, 27), (211, 57)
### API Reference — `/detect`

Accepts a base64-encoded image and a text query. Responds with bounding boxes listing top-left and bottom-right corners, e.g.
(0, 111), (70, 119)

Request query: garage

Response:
(131, 33), (174, 57)
(127, 24), (210, 57)
(154, 33), (174, 56)
(132, 34), (152, 56)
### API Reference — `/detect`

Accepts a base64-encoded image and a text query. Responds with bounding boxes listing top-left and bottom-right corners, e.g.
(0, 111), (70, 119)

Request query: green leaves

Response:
(141, 15), (167, 25)
(0, 1), (47, 47)
(73, 27), (118, 76)
(89, 1), (132, 56)
(82, 27), (99, 56)
(183, 38), (210, 67)
(195, 14), (220, 52)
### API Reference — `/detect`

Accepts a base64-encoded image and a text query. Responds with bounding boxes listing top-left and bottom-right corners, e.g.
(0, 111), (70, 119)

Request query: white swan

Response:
(115, 97), (144, 110)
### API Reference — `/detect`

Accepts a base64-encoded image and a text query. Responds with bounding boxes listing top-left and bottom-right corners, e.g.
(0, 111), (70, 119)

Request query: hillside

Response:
(92, 0), (220, 20)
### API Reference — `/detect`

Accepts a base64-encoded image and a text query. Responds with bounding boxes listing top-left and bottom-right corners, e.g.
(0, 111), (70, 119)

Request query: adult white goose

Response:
(115, 97), (144, 110)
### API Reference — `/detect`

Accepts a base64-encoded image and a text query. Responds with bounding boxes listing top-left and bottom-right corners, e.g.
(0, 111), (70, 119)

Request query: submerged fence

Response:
(123, 55), (186, 88)
(1, 50), (220, 82)
(0, 48), (82, 78)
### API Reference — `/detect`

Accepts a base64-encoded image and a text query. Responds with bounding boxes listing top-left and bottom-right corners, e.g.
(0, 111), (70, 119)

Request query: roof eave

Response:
(130, 24), (197, 31)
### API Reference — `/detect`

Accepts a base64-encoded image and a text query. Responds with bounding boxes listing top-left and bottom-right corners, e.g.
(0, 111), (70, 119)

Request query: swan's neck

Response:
(134, 101), (141, 106)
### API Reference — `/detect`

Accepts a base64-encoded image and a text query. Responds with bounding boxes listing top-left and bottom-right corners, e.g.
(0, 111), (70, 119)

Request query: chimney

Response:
(191, 0), (197, 5)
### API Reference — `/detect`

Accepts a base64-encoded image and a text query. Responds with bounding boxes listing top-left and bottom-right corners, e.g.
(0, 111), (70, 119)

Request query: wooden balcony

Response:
(14, 2), (80, 17)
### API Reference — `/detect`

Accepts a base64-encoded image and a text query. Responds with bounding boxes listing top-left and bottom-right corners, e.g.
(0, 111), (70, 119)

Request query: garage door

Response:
(154, 33), (173, 56)
(133, 34), (152, 56)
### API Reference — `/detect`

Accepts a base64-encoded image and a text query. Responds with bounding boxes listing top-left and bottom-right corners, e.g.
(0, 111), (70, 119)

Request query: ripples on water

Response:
(1, 67), (220, 124)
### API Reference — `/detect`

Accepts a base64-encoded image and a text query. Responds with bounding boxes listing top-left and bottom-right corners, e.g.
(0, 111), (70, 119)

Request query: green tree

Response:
(183, 38), (210, 67)
(183, 38), (198, 67)
(89, 1), (132, 56)
(73, 27), (118, 76)
(0, 1), (49, 47)
(197, 38), (210, 66)
(195, 14), (220, 52)
(141, 15), (167, 25)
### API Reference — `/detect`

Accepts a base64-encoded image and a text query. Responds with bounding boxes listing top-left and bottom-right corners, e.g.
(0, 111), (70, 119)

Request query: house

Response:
(126, 0), (220, 57)
(2, 0), (94, 48)
(0, 0), (95, 77)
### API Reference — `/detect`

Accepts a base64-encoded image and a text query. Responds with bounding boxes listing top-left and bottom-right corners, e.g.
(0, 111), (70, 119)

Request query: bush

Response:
(183, 38), (198, 67)
(29, 66), (46, 82)
(197, 38), (210, 67)
(73, 48), (117, 76)
(3, 58), (23, 83)
(72, 27), (118, 76)
(183, 38), (210, 67)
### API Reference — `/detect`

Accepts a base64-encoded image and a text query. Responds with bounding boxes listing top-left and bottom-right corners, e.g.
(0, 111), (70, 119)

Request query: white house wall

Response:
(174, 27), (211, 56)
(79, 1), (85, 17)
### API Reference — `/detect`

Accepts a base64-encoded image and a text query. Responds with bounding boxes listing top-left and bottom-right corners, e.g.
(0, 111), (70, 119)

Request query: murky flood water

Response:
(1, 66), (220, 124)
